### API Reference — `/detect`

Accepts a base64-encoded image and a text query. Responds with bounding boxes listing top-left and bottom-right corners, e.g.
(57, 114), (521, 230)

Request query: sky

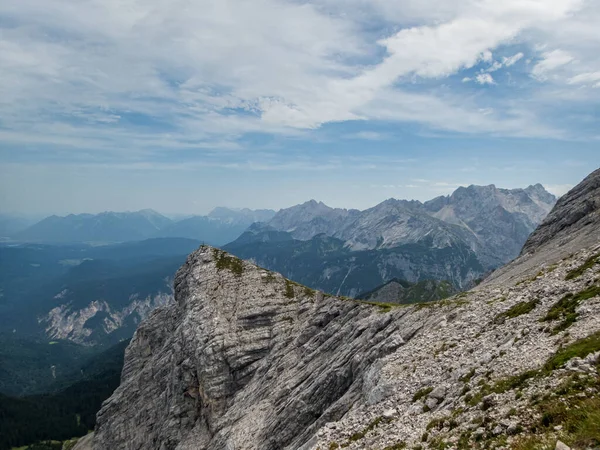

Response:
(1, 0), (599, 215)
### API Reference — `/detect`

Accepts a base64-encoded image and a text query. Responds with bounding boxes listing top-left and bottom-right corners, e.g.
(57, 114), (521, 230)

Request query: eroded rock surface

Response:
(94, 247), (407, 450)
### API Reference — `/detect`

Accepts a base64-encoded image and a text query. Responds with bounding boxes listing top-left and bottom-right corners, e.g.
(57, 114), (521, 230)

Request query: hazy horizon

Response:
(0, 178), (574, 218)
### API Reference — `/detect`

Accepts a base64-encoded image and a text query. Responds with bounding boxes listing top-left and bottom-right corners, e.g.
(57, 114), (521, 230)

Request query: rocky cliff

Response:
(88, 171), (598, 450)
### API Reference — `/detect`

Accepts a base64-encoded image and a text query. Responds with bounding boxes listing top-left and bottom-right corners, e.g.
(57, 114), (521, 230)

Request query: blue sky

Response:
(1, 0), (599, 215)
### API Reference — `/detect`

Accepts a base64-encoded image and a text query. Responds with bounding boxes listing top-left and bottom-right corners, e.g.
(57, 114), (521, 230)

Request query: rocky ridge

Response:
(87, 172), (598, 450)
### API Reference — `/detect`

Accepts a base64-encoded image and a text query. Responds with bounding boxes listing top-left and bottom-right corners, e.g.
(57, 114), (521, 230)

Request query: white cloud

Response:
(567, 72), (600, 86)
(0, 0), (596, 157)
(476, 73), (496, 85)
(486, 61), (504, 72)
(503, 52), (524, 66)
(346, 131), (389, 140)
(531, 49), (575, 80)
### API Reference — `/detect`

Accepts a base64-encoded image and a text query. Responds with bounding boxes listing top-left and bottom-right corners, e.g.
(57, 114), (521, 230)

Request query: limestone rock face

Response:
(93, 247), (406, 450)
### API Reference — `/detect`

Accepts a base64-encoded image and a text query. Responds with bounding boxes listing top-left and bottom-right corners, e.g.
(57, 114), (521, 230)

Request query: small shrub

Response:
(412, 386), (434, 402)
(348, 416), (390, 442)
(284, 280), (295, 299)
(426, 417), (448, 431)
(382, 442), (406, 450)
(304, 286), (315, 298)
(495, 299), (539, 323)
(460, 368), (476, 383)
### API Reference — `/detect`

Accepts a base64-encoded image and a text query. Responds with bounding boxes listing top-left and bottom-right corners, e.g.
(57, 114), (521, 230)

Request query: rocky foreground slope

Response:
(86, 170), (599, 450)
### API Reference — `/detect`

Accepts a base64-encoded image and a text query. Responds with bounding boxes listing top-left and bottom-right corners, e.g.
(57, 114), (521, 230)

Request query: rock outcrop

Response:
(93, 248), (406, 449)
(91, 170), (599, 450)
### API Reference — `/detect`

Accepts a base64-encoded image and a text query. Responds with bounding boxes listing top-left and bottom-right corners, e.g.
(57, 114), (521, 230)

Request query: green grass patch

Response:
(212, 248), (244, 276)
(494, 299), (539, 323)
(543, 331), (600, 373)
(491, 370), (538, 394)
(565, 252), (600, 280)
(481, 331), (600, 402)
(284, 279), (295, 299)
(303, 286), (315, 298)
(355, 299), (399, 313)
(382, 443), (406, 450)
(459, 368), (476, 383)
(529, 374), (600, 449)
(426, 416), (457, 431)
(542, 285), (600, 334)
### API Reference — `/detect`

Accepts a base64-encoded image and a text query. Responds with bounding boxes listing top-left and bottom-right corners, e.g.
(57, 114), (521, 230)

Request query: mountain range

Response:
(10, 207), (277, 246)
(225, 183), (556, 295)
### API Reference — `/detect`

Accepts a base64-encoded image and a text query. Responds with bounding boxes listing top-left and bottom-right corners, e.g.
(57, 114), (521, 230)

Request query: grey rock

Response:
(555, 440), (571, 450)
(473, 428), (486, 438)
(506, 423), (520, 435)
(72, 433), (94, 450)
(382, 408), (396, 419)
(522, 168), (600, 255)
(429, 385), (447, 401)
(406, 403), (423, 415)
(425, 397), (439, 411)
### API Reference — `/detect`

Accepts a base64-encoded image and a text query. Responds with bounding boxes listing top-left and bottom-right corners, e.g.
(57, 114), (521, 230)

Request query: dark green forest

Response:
(0, 340), (128, 450)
